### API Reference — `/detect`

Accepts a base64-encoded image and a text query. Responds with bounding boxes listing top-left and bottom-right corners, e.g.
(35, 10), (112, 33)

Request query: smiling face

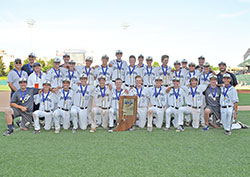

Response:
(86, 60), (92, 68)
(102, 58), (108, 66)
(116, 53), (122, 60)
(162, 58), (169, 66)
(29, 56), (35, 64)
(80, 77), (87, 85)
(19, 81), (27, 90)
(135, 77), (143, 87)
(223, 77), (231, 85)
(198, 59), (205, 66)
(189, 65), (195, 72)
(43, 84), (51, 92)
(190, 78), (198, 87)
(15, 61), (22, 69)
(146, 60), (152, 66)
(155, 80), (162, 87)
(63, 56), (70, 63)
(129, 57), (136, 66)
(138, 57), (144, 65)
(174, 63), (181, 70)
(210, 78), (217, 86)
(173, 80), (180, 87)
(54, 62), (60, 69)
(63, 81), (70, 90)
(99, 78), (106, 87)
(69, 63), (75, 71)
(34, 66), (41, 73)
(115, 79), (122, 89)
(219, 64), (227, 72)
(204, 66), (209, 73)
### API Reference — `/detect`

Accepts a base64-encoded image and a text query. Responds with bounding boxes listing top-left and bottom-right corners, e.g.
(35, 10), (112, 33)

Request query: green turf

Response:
(238, 93), (250, 106)
(0, 112), (250, 177)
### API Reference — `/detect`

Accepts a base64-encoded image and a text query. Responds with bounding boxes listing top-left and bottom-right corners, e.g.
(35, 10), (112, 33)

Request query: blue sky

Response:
(1, 0), (250, 66)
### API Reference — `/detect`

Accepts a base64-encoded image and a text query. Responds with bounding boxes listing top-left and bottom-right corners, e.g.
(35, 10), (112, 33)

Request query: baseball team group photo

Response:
(1, 0), (250, 176)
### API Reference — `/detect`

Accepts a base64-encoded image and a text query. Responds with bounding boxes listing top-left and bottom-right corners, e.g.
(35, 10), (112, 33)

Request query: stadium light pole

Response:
(26, 19), (36, 52)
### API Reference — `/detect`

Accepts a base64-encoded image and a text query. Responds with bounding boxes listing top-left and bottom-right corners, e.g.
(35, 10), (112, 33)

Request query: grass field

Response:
(0, 112), (250, 177)
(238, 93), (250, 106)
(0, 85), (10, 91)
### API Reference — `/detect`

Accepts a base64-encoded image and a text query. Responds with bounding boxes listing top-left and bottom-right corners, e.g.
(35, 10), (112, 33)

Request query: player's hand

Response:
(109, 64), (112, 67)
(20, 106), (27, 112)
(125, 89), (129, 94)
(107, 83), (112, 90)
(38, 89), (43, 95)
(234, 113), (237, 119)
(77, 83), (80, 86)
(211, 70), (216, 75)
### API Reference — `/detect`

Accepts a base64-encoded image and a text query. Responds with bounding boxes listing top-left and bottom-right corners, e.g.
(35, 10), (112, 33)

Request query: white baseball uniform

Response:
(109, 59), (128, 83)
(92, 85), (113, 129)
(178, 85), (207, 128)
(53, 89), (74, 130)
(156, 65), (172, 87)
(94, 65), (113, 84)
(33, 91), (56, 130)
(71, 84), (95, 130)
(27, 71), (47, 89)
(75, 66), (95, 85)
(220, 85), (238, 131)
(171, 69), (186, 86)
(185, 70), (200, 86)
(109, 88), (127, 127)
(148, 86), (167, 128)
(130, 86), (150, 128)
(165, 87), (185, 128)
(62, 69), (80, 89)
(137, 64), (145, 77)
(124, 65), (142, 90)
(46, 67), (65, 88)
(142, 66), (157, 88)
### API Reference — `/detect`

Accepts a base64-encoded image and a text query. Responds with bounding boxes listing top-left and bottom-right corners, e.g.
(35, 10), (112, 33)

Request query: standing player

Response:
(27, 62), (46, 89)
(178, 76), (207, 130)
(125, 55), (141, 90)
(165, 77), (185, 132)
(53, 78), (74, 133)
(7, 58), (28, 97)
(143, 56), (157, 88)
(3, 78), (39, 136)
(185, 62), (200, 86)
(110, 78), (128, 132)
(157, 55), (172, 87)
(137, 54), (145, 77)
(33, 80), (55, 133)
(94, 55), (113, 88)
(109, 50), (128, 84)
(60, 53), (70, 69)
(195, 56), (205, 71)
(63, 60), (80, 89)
(91, 75), (113, 132)
(220, 73), (238, 135)
(46, 57), (65, 92)
(171, 60), (186, 86)
(203, 75), (221, 131)
(22, 53), (36, 76)
(147, 76), (167, 132)
(76, 57), (95, 85)
(130, 75), (150, 130)
(71, 74), (95, 133)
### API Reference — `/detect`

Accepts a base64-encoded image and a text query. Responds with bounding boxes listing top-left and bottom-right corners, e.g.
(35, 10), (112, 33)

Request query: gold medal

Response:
(130, 75), (132, 79)
(139, 97), (141, 101)
(64, 101), (66, 105)
(192, 98), (194, 102)
(155, 97), (157, 101)
(43, 102), (45, 106)
(82, 96), (84, 100)
(164, 76), (166, 80)
(57, 78), (59, 82)
(102, 97), (104, 102)
(176, 99), (178, 103)
(149, 76), (151, 81)
(22, 100), (24, 104)
(224, 97), (226, 101)
(213, 97), (216, 101)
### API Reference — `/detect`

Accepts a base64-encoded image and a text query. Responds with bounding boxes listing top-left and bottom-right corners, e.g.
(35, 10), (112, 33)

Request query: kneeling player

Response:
(147, 76), (167, 132)
(165, 77), (185, 132)
(33, 80), (55, 133)
(53, 78), (74, 133)
(91, 75), (113, 132)
(71, 74), (95, 133)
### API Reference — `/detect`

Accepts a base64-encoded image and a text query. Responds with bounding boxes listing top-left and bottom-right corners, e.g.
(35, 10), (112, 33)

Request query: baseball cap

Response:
(68, 60), (76, 64)
(204, 62), (210, 67)
(190, 76), (198, 81)
(209, 75), (217, 80)
(181, 59), (188, 63)
(223, 73), (231, 79)
(80, 73), (88, 79)
(101, 54), (109, 60)
(14, 58), (22, 63)
(98, 75), (106, 80)
(33, 62), (41, 67)
(53, 57), (61, 63)
(19, 77), (27, 83)
(146, 56), (153, 61)
(188, 62), (196, 67)
(174, 60), (181, 65)
(138, 54), (144, 58)
(155, 76), (163, 81)
(172, 77), (180, 82)
(28, 53), (36, 58)
(43, 80), (51, 85)
(62, 78), (71, 83)
(218, 61), (226, 66)
(198, 56), (205, 60)
(86, 56), (93, 62)
(115, 50), (123, 55)
(63, 54), (70, 58)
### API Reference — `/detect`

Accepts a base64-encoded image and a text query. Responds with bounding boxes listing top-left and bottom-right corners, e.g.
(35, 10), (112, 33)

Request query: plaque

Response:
(115, 96), (137, 131)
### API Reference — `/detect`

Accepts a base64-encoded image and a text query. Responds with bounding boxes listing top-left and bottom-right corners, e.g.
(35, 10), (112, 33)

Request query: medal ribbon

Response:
(53, 68), (60, 78)
(203, 71), (210, 81)
(135, 87), (143, 98)
(101, 65), (108, 75)
(146, 66), (152, 76)
(173, 88), (180, 100)
(154, 87), (162, 98)
(175, 70), (181, 78)
(63, 89), (70, 102)
(116, 89), (123, 100)
(42, 91), (50, 103)
(68, 70), (74, 80)
(14, 69), (23, 78)
(116, 60), (123, 71)
(223, 84), (231, 98)
(191, 87), (198, 98)
(20, 89), (27, 103)
(129, 65), (136, 75)
(80, 84), (88, 97)
(162, 65), (168, 76)
(210, 86), (217, 99)
(85, 66), (91, 76)
(100, 86), (106, 98)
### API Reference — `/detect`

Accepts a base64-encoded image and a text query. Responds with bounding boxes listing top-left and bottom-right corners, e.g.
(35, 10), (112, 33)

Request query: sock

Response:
(8, 124), (13, 131)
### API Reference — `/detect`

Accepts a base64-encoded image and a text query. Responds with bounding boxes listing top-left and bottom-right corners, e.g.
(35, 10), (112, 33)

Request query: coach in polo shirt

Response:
(22, 53), (36, 76)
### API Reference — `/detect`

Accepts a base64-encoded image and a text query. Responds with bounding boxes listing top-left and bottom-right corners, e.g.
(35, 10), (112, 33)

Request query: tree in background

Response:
(0, 56), (6, 76)
(23, 57), (54, 73)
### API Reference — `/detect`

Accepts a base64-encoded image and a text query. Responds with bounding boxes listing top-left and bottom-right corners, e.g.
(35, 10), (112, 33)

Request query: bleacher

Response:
(237, 74), (250, 85)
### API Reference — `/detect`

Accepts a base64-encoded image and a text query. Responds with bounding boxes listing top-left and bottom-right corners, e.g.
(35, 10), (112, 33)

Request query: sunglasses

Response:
(15, 62), (22, 64)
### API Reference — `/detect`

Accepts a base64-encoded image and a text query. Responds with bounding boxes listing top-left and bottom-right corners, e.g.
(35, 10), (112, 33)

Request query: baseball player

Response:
(203, 75), (221, 131)
(195, 56), (205, 71)
(91, 75), (113, 132)
(125, 55), (142, 90)
(27, 62), (47, 89)
(109, 50), (128, 83)
(46, 57), (65, 92)
(220, 73), (238, 135)
(63, 60), (80, 89)
(3, 77), (39, 136)
(22, 53), (36, 76)
(94, 54), (113, 87)
(199, 62), (213, 126)
(130, 75), (150, 130)
(33, 80), (56, 133)
(76, 57), (95, 85)
(7, 58), (28, 97)
(185, 62), (200, 86)
(143, 56), (157, 88)
(137, 54), (145, 77)
(60, 53), (70, 69)
(157, 55), (172, 87)
(71, 74), (95, 133)
(164, 77), (185, 132)
(147, 76), (167, 132)
(53, 78), (74, 133)
(109, 78), (128, 132)
(171, 60), (186, 86)
(178, 76), (207, 131)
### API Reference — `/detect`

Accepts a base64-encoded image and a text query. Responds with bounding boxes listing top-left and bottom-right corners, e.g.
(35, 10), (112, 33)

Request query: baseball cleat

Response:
(54, 129), (60, 134)
(72, 129), (77, 133)
(163, 127), (169, 131)
(32, 130), (41, 134)
(108, 127), (113, 133)
(225, 130), (231, 135)
(129, 126), (135, 132)
(16, 120), (21, 127)
(176, 125), (184, 132)
(203, 125), (209, 131)
(147, 127), (152, 132)
(90, 128), (96, 133)
(3, 129), (14, 136)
